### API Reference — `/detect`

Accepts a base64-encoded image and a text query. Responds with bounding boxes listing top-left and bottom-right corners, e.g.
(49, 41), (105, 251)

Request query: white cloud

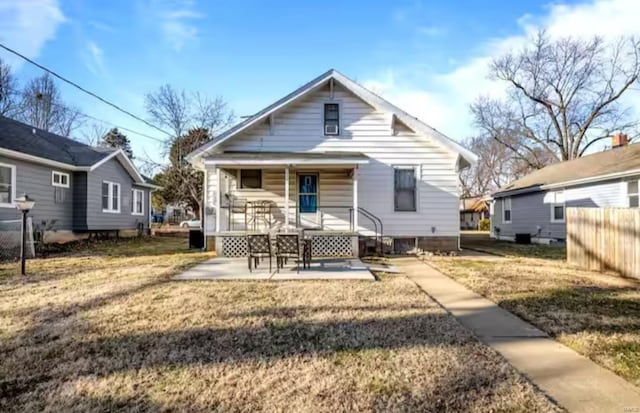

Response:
(366, 0), (640, 141)
(84, 40), (105, 75)
(0, 0), (66, 68)
(150, 0), (203, 51)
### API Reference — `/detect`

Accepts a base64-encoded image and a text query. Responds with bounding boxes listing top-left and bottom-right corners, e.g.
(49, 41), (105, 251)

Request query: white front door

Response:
(297, 173), (320, 228)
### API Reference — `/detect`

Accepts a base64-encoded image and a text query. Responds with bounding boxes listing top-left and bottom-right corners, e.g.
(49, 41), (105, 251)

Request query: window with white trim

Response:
(102, 181), (120, 213)
(132, 189), (144, 215)
(0, 162), (16, 207)
(52, 171), (70, 188)
(550, 191), (565, 222)
(502, 197), (512, 223)
(628, 180), (639, 207)
(394, 166), (417, 212)
(324, 103), (340, 135)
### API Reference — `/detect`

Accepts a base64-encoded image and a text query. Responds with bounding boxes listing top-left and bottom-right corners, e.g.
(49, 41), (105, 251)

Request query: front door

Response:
(298, 173), (320, 228)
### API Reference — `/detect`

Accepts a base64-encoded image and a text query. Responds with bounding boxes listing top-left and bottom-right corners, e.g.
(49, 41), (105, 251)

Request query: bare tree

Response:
(145, 85), (235, 150)
(472, 31), (640, 168)
(145, 84), (191, 139)
(0, 58), (18, 116)
(18, 73), (83, 136)
(80, 122), (110, 146)
(459, 135), (542, 196)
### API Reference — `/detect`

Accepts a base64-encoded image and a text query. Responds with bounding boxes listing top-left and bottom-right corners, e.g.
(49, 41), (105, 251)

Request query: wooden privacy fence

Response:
(567, 207), (640, 279)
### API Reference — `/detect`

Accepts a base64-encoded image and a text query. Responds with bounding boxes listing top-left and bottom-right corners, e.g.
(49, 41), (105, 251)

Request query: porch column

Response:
(353, 166), (358, 232)
(215, 167), (222, 232)
(284, 166), (290, 232)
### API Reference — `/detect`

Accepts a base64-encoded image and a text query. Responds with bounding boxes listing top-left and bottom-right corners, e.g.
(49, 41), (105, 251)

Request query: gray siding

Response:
(492, 192), (566, 240)
(85, 158), (150, 230)
(72, 172), (88, 230)
(491, 175), (636, 240)
(0, 155), (74, 230)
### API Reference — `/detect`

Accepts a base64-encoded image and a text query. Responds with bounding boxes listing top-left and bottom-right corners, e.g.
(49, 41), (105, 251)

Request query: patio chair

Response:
(247, 234), (272, 272)
(275, 233), (302, 273)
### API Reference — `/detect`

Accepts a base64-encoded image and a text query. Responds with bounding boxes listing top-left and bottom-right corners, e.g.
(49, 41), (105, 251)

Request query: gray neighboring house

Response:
(0, 116), (159, 243)
(491, 135), (640, 243)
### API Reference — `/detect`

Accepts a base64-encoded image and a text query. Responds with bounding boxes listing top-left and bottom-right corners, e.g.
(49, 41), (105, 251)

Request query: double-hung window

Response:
(52, 171), (70, 188)
(324, 103), (340, 135)
(394, 166), (417, 212)
(132, 189), (144, 215)
(550, 191), (565, 222)
(239, 169), (262, 189)
(502, 197), (512, 223)
(628, 180), (639, 207)
(0, 162), (16, 207)
(102, 181), (120, 213)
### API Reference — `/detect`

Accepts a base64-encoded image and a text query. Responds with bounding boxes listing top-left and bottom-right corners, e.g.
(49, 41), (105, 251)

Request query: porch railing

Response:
(217, 203), (384, 255)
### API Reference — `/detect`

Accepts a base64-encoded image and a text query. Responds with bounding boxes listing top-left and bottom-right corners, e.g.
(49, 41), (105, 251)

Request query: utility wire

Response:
(43, 99), (166, 144)
(0, 42), (172, 138)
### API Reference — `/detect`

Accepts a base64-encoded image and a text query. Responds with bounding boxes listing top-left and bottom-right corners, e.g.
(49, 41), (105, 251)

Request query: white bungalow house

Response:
(187, 69), (476, 256)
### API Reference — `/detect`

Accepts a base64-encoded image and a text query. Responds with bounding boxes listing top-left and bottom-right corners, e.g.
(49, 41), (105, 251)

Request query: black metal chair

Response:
(275, 233), (302, 273)
(247, 234), (272, 272)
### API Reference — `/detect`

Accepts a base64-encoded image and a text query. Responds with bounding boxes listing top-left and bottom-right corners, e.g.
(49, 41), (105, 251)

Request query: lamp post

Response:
(15, 194), (35, 276)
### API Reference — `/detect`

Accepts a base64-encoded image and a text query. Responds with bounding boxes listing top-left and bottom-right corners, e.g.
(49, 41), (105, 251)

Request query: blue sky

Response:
(0, 0), (637, 164)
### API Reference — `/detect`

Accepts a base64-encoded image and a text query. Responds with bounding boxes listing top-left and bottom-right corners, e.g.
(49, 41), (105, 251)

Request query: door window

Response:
(298, 174), (318, 213)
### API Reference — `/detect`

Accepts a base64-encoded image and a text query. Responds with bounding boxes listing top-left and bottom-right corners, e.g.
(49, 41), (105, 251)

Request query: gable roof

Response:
(494, 143), (640, 197)
(0, 116), (158, 188)
(460, 196), (490, 212)
(0, 116), (112, 166)
(186, 69), (477, 166)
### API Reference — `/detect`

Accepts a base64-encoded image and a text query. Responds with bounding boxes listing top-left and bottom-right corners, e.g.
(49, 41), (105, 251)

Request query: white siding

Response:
(204, 83), (460, 237)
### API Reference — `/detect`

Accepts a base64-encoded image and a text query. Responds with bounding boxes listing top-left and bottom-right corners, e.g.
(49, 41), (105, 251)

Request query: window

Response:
(51, 171), (70, 188)
(394, 167), (417, 212)
(628, 180), (639, 207)
(239, 169), (262, 189)
(298, 174), (318, 213)
(0, 163), (16, 207)
(550, 191), (565, 222)
(102, 181), (120, 213)
(324, 103), (339, 135)
(502, 197), (512, 223)
(132, 189), (144, 215)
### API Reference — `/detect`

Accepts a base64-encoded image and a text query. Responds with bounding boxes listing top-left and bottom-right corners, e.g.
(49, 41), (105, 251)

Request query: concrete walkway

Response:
(395, 257), (640, 413)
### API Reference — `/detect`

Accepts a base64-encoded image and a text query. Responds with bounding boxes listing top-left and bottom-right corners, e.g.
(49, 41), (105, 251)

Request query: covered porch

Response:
(204, 152), (374, 258)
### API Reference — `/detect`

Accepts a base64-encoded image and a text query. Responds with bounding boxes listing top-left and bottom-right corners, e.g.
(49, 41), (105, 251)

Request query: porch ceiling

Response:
(202, 151), (369, 167)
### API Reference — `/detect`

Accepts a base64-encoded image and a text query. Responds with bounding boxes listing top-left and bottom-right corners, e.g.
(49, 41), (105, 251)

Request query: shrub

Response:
(478, 218), (490, 231)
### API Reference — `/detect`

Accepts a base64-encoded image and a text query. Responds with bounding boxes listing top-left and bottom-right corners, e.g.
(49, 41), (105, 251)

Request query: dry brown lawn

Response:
(0, 237), (559, 412)
(430, 241), (640, 388)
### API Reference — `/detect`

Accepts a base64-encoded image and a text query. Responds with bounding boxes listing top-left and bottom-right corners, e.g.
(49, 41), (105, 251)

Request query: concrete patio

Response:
(173, 257), (375, 281)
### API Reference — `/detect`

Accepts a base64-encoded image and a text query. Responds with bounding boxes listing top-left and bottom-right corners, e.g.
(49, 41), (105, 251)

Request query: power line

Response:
(42, 99), (166, 144)
(0, 42), (172, 138)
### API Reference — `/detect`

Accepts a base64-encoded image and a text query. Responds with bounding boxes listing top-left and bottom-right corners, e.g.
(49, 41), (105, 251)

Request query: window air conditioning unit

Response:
(325, 124), (339, 135)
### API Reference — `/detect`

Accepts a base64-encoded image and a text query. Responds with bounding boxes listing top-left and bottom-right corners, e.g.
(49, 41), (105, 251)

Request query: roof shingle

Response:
(0, 116), (112, 167)
(495, 143), (640, 196)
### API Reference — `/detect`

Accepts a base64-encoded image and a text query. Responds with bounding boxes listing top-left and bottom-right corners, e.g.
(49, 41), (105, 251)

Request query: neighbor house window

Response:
(550, 191), (565, 222)
(132, 189), (144, 215)
(239, 169), (262, 189)
(102, 181), (120, 213)
(502, 197), (512, 223)
(394, 167), (417, 212)
(324, 103), (339, 135)
(0, 162), (16, 207)
(628, 180), (639, 207)
(51, 171), (70, 188)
